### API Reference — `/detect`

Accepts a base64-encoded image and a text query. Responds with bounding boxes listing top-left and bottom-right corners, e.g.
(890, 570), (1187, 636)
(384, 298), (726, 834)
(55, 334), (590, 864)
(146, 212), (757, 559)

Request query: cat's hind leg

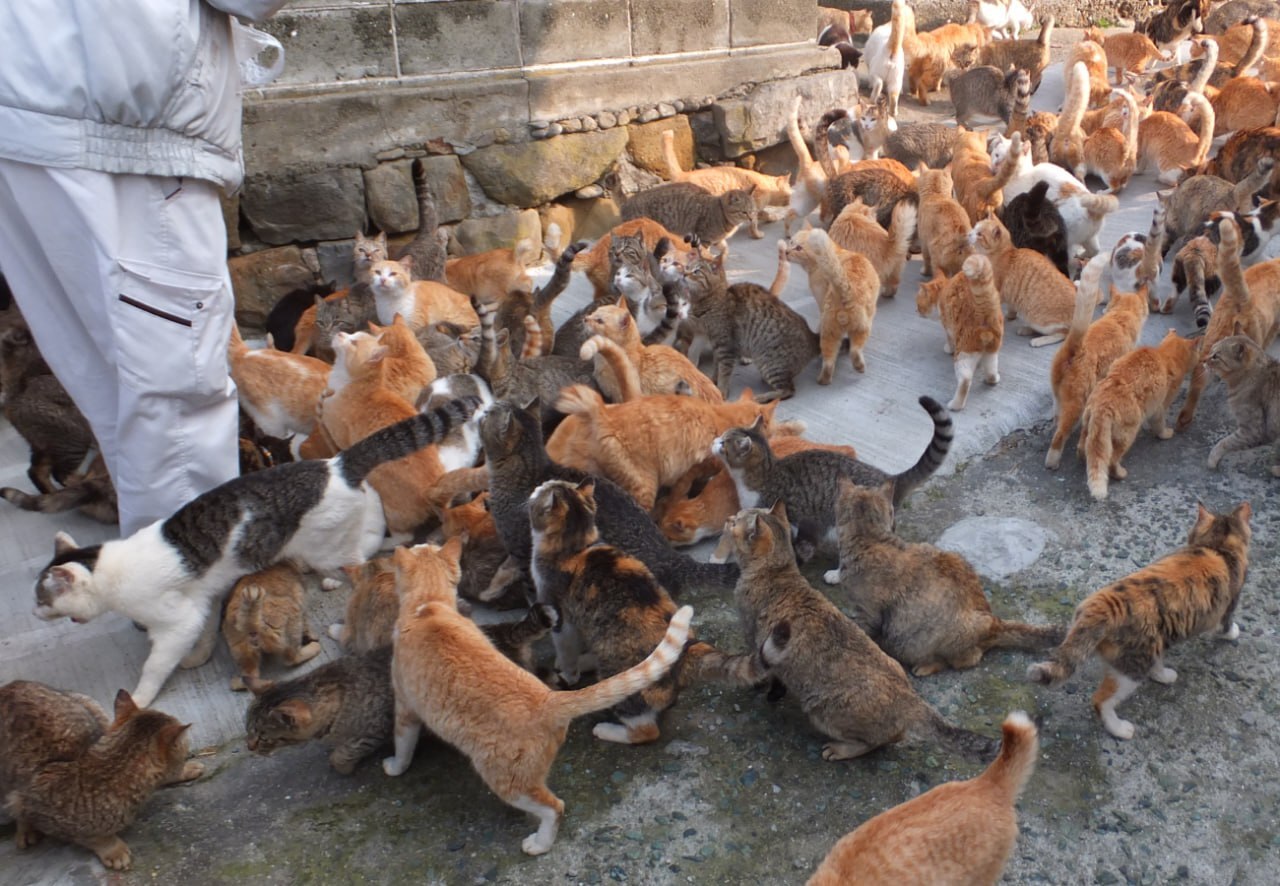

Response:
(1092, 667), (1142, 739)
(1046, 392), (1084, 469)
(510, 786), (565, 856)
(817, 317), (843, 385)
(822, 739), (874, 761)
(331, 735), (386, 775)
(594, 708), (661, 744)
(134, 614), (210, 707)
(949, 352), (980, 411)
(83, 834), (131, 871)
(1148, 656), (1178, 684)
(180, 597), (223, 669)
(14, 818), (41, 849)
(980, 351), (1000, 386)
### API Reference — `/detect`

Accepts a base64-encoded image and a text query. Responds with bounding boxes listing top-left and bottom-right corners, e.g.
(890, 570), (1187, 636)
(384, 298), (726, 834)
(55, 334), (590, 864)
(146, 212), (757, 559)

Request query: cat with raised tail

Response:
(30, 397), (482, 708)
(863, 0), (913, 116)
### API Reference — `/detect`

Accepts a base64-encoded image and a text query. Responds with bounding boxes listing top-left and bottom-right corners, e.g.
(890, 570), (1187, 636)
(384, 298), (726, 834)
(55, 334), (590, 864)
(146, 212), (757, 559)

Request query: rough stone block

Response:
(396, 1), (520, 76)
(519, 0), (630, 65)
(258, 7), (395, 85)
(626, 116), (694, 177)
(712, 68), (861, 157)
(731, 0), (814, 48)
(460, 129), (628, 208)
(241, 167), (367, 246)
(540, 197), (622, 249)
(316, 240), (356, 289)
(229, 246), (318, 332)
(418, 155), (472, 225)
(450, 209), (542, 256)
(631, 0), (730, 54)
(688, 110), (725, 162)
(364, 161), (417, 234)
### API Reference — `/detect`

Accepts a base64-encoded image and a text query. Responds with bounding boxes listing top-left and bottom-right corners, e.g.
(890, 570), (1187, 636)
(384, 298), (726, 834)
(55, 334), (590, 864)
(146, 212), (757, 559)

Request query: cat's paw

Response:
(320, 577), (343, 591)
(294, 642), (322, 665)
(229, 675), (248, 692)
(95, 838), (132, 871)
(1102, 717), (1136, 741)
(180, 645), (215, 669)
(1149, 665), (1178, 684)
(177, 761), (205, 783)
(1158, 428), (1174, 440)
(382, 757), (409, 777)
(822, 568), (841, 586)
(592, 722), (633, 744)
(1223, 622), (1240, 641)
(522, 832), (554, 856)
(328, 622), (346, 641)
(14, 821), (42, 849)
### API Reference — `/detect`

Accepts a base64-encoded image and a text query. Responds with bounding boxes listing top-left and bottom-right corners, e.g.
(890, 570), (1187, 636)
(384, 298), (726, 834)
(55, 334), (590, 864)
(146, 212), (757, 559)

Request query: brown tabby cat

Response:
(391, 157), (448, 283)
(832, 482), (1063, 675)
(806, 711), (1038, 886)
(1029, 502), (1252, 738)
(820, 159), (917, 230)
(222, 563), (320, 691)
(1205, 126), (1280, 198)
(916, 166), (972, 278)
(572, 219), (689, 300)
(0, 683), (202, 871)
(827, 198), (918, 298)
(915, 254), (1004, 411)
(620, 181), (756, 249)
(968, 214), (1075, 346)
(1205, 330), (1280, 473)
(659, 129), (791, 239)
(382, 539), (694, 855)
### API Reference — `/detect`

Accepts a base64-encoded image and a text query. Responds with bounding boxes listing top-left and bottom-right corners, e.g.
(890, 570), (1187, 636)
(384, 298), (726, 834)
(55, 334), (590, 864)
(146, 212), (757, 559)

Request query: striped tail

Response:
(890, 396), (953, 507)
(681, 640), (767, 688)
(918, 704), (999, 760)
(535, 241), (586, 315)
(337, 397), (482, 486)
(1027, 603), (1109, 685)
(983, 619), (1067, 651)
(547, 606), (692, 723)
(979, 711), (1039, 803)
(1, 484), (97, 515)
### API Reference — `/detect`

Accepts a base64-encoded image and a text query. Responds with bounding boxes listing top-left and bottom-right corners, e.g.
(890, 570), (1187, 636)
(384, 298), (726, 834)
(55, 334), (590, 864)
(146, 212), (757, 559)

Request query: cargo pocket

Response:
(114, 258), (230, 398)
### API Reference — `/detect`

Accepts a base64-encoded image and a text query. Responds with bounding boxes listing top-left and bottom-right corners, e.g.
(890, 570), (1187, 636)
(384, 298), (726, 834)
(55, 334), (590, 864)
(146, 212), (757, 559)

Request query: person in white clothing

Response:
(0, 1), (288, 534)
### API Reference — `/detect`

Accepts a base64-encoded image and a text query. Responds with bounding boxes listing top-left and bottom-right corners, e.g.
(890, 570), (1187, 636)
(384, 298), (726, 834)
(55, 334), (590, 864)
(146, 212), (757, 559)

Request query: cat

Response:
(290, 230), (385, 358)
(999, 181), (1070, 277)
(951, 129), (1021, 226)
(780, 226), (879, 382)
(367, 256), (478, 333)
(882, 122), (957, 170)
(975, 15), (1053, 88)
(968, 215), (1075, 346)
(381, 537), (694, 855)
(1064, 73), (1141, 193)
(849, 97), (899, 162)
(0, 683), (202, 871)
(1205, 330), (1280, 473)
(527, 479), (761, 740)
(572, 218), (688, 300)
(947, 65), (1023, 129)
(915, 254), (1004, 411)
(1161, 156), (1275, 253)
(916, 166), (973, 279)
(1029, 501), (1252, 739)
(330, 556), (398, 653)
(679, 248), (820, 401)
(1067, 38), (1112, 109)
(827, 198), (918, 298)
(619, 181), (755, 250)
(390, 157), (448, 283)
(418, 320), (482, 377)
(863, 0), (912, 116)
(806, 710), (1037, 886)
(580, 297), (719, 401)
(222, 562), (320, 691)
(711, 396), (952, 563)
(33, 398), (481, 707)
(722, 502), (994, 760)
(908, 22), (990, 106)
(820, 160), (918, 230)
(264, 280), (335, 353)
(1078, 329), (1200, 500)
(832, 483), (1063, 674)
(1171, 234), (1220, 326)
(549, 385), (778, 511)
(1136, 0), (1206, 47)
(415, 372), (493, 472)
(227, 324), (330, 441)
(1207, 126), (1280, 201)
(443, 239), (537, 305)
(1086, 27), (1170, 84)
(365, 315), (438, 405)
(0, 452), (117, 525)
(785, 96), (830, 229)
(1212, 69), (1280, 137)
(557, 232), (676, 358)
(1137, 93), (1216, 186)
(243, 647), (394, 774)
(659, 129), (791, 239)
(818, 12), (865, 69)
(967, 0), (1035, 38)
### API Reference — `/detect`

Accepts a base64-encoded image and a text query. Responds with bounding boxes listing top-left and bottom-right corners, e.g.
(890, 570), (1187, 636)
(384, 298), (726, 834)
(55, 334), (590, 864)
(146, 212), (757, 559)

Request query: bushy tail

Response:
(580, 336), (644, 401)
(788, 95), (815, 167)
(890, 396), (953, 507)
(1063, 279), (1099, 356)
(1216, 215), (1248, 306)
(1183, 247), (1214, 328)
(983, 619), (1067, 651)
(659, 129), (686, 179)
(555, 384), (607, 420)
(816, 109), (848, 180)
(548, 606), (692, 722)
(682, 640), (767, 688)
(1076, 191), (1120, 218)
(233, 584), (265, 635)
(337, 397), (482, 485)
(1083, 407), (1114, 500)
(889, 200), (919, 268)
(1037, 14), (1054, 47)
(917, 704), (999, 761)
(228, 322), (248, 358)
(978, 711), (1039, 802)
(519, 315), (545, 360)
(1027, 602), (1110, 685)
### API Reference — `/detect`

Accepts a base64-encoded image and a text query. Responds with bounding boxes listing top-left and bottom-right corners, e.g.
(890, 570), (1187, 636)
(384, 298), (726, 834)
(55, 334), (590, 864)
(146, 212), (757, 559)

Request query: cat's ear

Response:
(769, 499), (789, 523)
(440, 534), (464, 570)
(376, 232), (387, 249)
(762, 401), (779, 426)
(156, 721), (192, 753)
(112, 689), (140, 727)
(367, 345), (389, 365)
(272, 699), (313, 730)
(575, 477), (597, 503)
(522, 394), (541, 419)
(315, 294), (326, 308)
(243, 675), (275, 695)
(397, 254), (414, 272)
(1193, 501), (1216, 536)
(368, 321), (383, 335)
(53, 530), (78, 556)
(1233, 501), (1253, 524)
(1234, 319), (1245, 336)
(879, 479), (895, 502)
(614, 295), (628, 310)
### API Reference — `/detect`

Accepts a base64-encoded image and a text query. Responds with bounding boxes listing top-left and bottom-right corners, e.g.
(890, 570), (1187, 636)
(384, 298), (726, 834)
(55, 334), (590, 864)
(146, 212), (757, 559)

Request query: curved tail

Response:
(681, 640), (766, 688)
(917, 704), (999, 760)
(520, 315), (545, 360)
(979, 132), (1022, 200)
(816, 109), (848, 180)
(555, 384), (607, 420)
(1027, 600), (1109, 685)
(890, 396), (953, 507)
(1063, 278), (1099, 357)
(1073, 189), (1120, 218)
(535, 240), (586, 315)
(788, 95), (815, 168)
(978, 711), (1039, 802)
(889, 201), (919, 269)
(547, 606), (692, 722)
(1, 483), (101, 516)
(660, 129), (686, 180)
(337, 397), (482, 485)
(983, 619), (1066, 651)
(580, 336), (644, 401)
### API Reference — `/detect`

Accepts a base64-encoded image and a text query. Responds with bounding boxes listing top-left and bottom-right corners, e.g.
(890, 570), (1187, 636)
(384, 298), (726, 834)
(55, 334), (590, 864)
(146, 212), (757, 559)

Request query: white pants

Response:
(0, 159), (239, 535)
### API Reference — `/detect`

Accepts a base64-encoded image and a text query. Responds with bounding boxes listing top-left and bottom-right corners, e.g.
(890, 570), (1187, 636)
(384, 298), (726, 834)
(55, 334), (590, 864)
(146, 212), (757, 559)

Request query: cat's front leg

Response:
(135, 620), (207, 708)
(83, 834), (131, 871)
(1208, 430), (1262, 469)
(382, 704), (422, 777)
(332, 735), (386, 775)
(551, 620), (586, 687)
(14, 818), (41, 849)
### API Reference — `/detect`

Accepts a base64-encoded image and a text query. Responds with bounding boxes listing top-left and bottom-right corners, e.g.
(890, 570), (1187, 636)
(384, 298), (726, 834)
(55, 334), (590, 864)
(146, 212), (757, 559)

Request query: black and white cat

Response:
(32, 397), (481, 708)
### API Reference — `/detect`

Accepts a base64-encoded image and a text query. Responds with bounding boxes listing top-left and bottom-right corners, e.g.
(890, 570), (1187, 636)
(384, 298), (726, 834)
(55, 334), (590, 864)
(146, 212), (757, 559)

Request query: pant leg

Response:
(0, 160), (239, 535)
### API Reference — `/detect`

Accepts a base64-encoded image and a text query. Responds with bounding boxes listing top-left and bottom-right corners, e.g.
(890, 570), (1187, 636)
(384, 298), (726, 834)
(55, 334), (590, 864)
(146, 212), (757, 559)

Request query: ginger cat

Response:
(222, 563), (320, 691)
(916, 166), (972, 278)
(1067, 38), (1111, 108)
(444, 239), (538, 304)
(1137, 92), (1216, 185)
(366, 315), (437, 405)
(968, 215), (1075, 346)
(780, 226), (880, 382)
(381, 538), (694, 855)
(1085, 27), (1170, 84)
(908, 22), (990, 106)
(1078, 329), (1199, 500)
(228, 325), (329, 441)
(951, 129), (1021, 225)
(367, 256), (478, 332)
(807, 711), (1038, 886)
(580, 297), (721, 401)
(915, 254), (1004, 411)
(826, 198), (917, 298)
(785, 96), (830, 229)
(1080, 89), (1140, 194)
(659, 129), (792, 239)
(331, 557), (397, 653)
(572, 219), (689, 300)
(547, 385), (778, 511)
(1211, 75), (1280, 135)
(1029, 502), (1252, 739)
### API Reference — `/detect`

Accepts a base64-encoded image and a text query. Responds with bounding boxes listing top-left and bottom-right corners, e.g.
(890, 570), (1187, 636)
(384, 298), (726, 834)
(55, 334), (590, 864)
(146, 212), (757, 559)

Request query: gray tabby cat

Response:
(32, 397), (482, 708)
(390, 158), (447, 283)
(947, 65), (1023, 129)
(882, 122), (957, 170)
(417, 321), (481, 376)
(621, 181), (756, 248)
(1205, 331), (1280, 473)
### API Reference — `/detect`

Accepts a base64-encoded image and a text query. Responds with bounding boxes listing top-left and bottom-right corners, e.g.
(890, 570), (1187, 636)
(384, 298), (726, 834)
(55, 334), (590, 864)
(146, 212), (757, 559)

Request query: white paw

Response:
(1150, 666), (1178, 685)
(947, 398), (965, 412)
(522, 833), (553, 856)
(1224, 622), (1240, 641)
(823, 568), (841, 586)
(592, 722), (632, 743)
(328, 622), (345, 641)
(1103, 717), (1136, 740)
(382, 757), (407, 777)
(321, 577), (343, 591)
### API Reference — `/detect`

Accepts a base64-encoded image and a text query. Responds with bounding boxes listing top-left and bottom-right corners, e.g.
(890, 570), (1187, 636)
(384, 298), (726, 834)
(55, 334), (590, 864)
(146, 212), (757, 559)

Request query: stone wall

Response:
(229, 0), (865, 329)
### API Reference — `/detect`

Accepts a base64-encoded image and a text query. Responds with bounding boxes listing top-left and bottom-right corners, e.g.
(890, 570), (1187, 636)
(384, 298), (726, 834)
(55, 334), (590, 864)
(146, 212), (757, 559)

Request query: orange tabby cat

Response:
(1078, 329), (1199, 500)
(444, 239), (538, 304)
(366, 315), (437, 405)
(807, 711), (1037, 886)
(907, 22), (990, 105)
(1085, 27), (1169, 85)
(227, 325), (329, 440)
(951, 129), (1021, 225)
(548, 385), (778, 511)
(580, 298), (721, 401)
(1137, 92), (1216, 185)
(381, 539), (693, 855)
(572, 219), (690, 299)
(916, 166), (972, 278)
(660, 129), (792, 239)
(780, 226), (879, 382)
(222, 563), (320, 691)
(1067, 38), (1112, 107)
(968, 214), (1074, 346)
(368, 256), (479, 332)
(826, 198), (917, 298)
(1211, 75), (1280, 135)
(331, 557), (396, 653)
(915, 254), (1004, 411)
(1080, 89), (1140, 194)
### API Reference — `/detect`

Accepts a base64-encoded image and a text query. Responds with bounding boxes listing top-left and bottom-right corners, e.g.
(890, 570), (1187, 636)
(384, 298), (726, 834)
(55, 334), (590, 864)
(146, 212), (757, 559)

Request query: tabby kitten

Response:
(1030, 502), (1252, 739)
(820, 161), (917, 230)
(1205, 331), (1280, 473)
(222, 563), (320, 691)
(0, 684), (202, 871)
(621, 181), (755, 249)
(244, 647), (394, 774)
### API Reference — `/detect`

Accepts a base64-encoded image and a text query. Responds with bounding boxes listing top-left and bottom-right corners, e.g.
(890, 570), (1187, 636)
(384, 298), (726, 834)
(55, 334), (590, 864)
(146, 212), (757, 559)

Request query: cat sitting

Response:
(1205, 329), (1280, 474)
(222, 563), (321, 691)
(1029, 502), (1252, 739)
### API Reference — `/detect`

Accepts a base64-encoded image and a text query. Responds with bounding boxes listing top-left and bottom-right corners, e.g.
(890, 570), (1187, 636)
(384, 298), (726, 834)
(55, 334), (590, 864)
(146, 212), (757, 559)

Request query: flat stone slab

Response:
(936, 516), (1053, 580)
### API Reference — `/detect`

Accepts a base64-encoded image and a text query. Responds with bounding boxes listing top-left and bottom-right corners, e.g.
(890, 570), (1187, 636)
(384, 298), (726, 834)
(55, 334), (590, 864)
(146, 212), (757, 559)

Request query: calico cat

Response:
(968, 215), (1075, 346)
(951, 129), (1020, 226)
(723, 502), (993, 761)
(381, 538), (694, 855)
(833, 483), (1063, 674)
(976, 16), (1052, 87)
(1206, 127), (1280, 199)
(1162, 157), (1274, 253)
(222, 563), (320, 691)
(916, 167), (972, 279)
(947, 65), (1023, 129)
(1205, 330), (1280, 473)
(244, 647), (393, 774)
(390, 158), (448, 283)
(659, 129), (791, 239)
(827, 199), (917, 298)
(1029, 502), (1252, 739)
(444, 240), (537, 304)
(33, 398), (481, 707)
(580, 297), (718, 401)
(780, 226), (879, 382)
(882, 122), (956, 170)
(368, 257), (478, 333)
(227, 324), (330, 441)
(999, 181), (1070, 276)
(0, 683), (202, 871)
(807, 711), (1037, 886)
(711, 396), (952, 563)
(620, 181), (755, 249)
(1137, 0), (1206, 47)
(820, 160), (918, 230)
(915, 254), (1004, 411)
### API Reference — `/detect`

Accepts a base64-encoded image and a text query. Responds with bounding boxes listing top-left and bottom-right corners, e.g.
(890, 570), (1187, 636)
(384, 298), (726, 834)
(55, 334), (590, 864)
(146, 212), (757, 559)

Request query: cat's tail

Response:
(580, 336), (644, 401)
(660, 129), (686, 179)
(681, 640), (767, 688)
(1215, 214), (1247, 306)
(1027, 601), (1109, 685)
(413, 158), (441, 241)
(977, 711), (1039, 803)
(889, 396), (953, 507)
(1, 483), (101, 517)
(233, 584), (265, 635)
(1071, 189), (1120, 220)
(336, 396), (483, 485)
(520, 315), (545, 360)
(1062, 277), (1098, 356)
(916, 704), (1000, 761)
(982, 618), (1067, 652)
(555, 384), (607, 421)
(1082, 405), (1114, 500)
(815, 109), (848, 181)
(227, 322), (249, 358)
(888, 200), (919, 270)
(978, 132), (1021, 200)
(787, 95), (814, 167)
(547, 606), (693, 723)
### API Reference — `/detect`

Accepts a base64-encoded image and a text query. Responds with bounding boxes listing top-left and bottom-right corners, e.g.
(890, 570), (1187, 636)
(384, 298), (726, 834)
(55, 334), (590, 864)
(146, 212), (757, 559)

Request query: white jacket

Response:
(0, 1), (286, 191)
